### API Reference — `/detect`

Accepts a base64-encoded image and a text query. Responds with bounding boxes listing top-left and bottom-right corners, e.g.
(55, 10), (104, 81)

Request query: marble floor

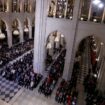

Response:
(0, 76), (62, 105)
(0, 87), (62, 105)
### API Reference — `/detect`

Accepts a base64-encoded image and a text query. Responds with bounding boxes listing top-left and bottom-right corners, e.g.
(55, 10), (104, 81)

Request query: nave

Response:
(0, 35), (105, 105)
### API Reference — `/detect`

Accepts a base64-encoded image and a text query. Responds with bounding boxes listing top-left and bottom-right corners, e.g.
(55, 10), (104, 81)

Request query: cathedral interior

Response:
(0, 0), (105, 105)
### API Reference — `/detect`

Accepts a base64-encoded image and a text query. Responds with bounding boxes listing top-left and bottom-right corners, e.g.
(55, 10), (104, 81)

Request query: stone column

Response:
(6, 26), (12, 48)
(33, 0), (48, 75)
(88, 0), (92, 21)
(19, 23), (24, 43)
(29, 25), (32, 39)
(62, 0), (81, 80)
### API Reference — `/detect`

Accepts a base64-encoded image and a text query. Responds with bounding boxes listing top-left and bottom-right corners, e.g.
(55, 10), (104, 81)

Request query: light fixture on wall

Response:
(46, 42), (52, 49)
(0, 29), (5, 39)
(13, 29), (19, 35)
(24, 26), (29, 32)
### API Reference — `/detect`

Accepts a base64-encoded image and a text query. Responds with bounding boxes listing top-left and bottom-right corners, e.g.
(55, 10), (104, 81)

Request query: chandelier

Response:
(24, 26), (29, 32)
(13, 29), (19, 35)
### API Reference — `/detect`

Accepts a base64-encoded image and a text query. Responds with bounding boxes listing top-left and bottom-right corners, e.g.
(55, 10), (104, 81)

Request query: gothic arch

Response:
(45, 30), (66, 69)
(12, 18), (20, 45)
(0, 18), (8, 48)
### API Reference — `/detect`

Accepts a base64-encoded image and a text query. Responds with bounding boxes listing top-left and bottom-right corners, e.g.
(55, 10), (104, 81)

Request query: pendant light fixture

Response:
(13, 29), (19, 35)
(24, 25), (29, 32)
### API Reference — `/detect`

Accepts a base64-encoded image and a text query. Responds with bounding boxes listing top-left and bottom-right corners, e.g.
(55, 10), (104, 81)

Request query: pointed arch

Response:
(0, 18), (8, 48)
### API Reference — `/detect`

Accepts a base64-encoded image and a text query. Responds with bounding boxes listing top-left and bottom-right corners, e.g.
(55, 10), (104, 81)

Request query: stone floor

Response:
(0, 76), (62, 105)
(0, 87), (62, 105)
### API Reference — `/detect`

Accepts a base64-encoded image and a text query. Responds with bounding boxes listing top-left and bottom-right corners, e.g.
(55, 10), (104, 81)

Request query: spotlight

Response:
(98, 3), (104, 8)
(93, 0), (101, 5)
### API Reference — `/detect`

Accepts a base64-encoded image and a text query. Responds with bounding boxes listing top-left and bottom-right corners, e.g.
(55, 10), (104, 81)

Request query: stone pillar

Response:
(88, 0), (92, 21)
(6, 26), (12, 48)
(19, 23), (24, 43)
(29, 25), (32, 39)
(33, 0), (48, 75)
(62, 0), (81, 80)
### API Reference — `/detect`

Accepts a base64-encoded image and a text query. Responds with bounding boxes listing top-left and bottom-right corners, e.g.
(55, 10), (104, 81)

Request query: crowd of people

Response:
(55, 58), (79, 105)
(38, 49), (66, 97)
(0, 39), (34, 68)
(0, 51), (42, 90)
(83, 36), (105, 105)
(55, 80), (78, 105)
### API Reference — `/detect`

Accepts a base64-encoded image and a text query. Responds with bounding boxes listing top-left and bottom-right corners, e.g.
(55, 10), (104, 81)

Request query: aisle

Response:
(77, 39), (91, 105)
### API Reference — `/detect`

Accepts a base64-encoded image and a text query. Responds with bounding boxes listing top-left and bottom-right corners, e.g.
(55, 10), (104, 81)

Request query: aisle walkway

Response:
(77, 39), (91, 105)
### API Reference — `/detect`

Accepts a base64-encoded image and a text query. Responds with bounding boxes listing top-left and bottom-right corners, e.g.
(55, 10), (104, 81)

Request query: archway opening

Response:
(0, 19), (8, 49)
(24, 18), (29, 41)
(45, 31), (66, 70)
(12, 19), (20, 45)
(73, 35), (105, 104)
